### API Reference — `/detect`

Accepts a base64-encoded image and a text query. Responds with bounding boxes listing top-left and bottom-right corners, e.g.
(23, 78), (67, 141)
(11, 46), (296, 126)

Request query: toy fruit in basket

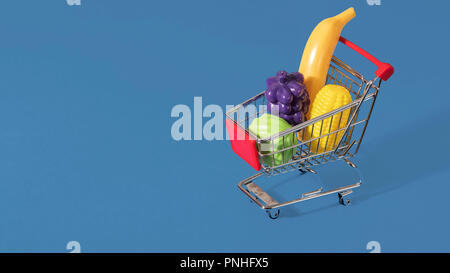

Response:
(249, 113), (295, 167)
(265, 71), (310, 126)
(302, 84), (352, 153)
(299, 7), (355, 107)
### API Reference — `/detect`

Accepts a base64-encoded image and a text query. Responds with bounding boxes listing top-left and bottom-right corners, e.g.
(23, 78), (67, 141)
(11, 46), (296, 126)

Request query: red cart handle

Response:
(339, 36), (394, 81)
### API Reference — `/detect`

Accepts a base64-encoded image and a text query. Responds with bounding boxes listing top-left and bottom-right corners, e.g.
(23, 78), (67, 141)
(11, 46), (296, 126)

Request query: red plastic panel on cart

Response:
(225, 119), (261, 171)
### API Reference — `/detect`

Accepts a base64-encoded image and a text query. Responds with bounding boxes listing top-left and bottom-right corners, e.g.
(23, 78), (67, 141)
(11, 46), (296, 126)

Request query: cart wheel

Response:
(266, 209), (280, 219)
(338, 193), (350, 206)
(339, 197), (351, 206)
(338, 191), (352, 206)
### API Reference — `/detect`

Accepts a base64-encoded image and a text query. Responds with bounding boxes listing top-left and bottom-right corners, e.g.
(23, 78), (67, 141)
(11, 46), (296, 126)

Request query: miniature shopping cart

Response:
(225, 37), (394, 219)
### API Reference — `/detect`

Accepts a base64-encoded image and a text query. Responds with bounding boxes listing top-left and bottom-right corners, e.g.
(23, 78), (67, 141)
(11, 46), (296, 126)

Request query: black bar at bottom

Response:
(0, 253), (447, 271)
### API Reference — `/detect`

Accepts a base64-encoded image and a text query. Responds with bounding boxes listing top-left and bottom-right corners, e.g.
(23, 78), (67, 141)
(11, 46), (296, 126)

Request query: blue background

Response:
(0, 0), (449, 252)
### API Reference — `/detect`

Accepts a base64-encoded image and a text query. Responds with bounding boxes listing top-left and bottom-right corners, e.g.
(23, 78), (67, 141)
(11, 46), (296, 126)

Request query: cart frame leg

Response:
(237, 158), (362, 219)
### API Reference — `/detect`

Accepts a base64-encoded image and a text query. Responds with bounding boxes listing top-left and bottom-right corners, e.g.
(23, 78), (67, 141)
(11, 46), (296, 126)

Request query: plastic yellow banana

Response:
(299, 7), (356, 111)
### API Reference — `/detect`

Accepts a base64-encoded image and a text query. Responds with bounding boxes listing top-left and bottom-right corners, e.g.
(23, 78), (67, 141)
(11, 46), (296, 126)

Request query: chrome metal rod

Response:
(237, 173), (266, 208)
(302, 188), (323, 197)
(334, 77), (378, 154)
(268, 182), (362, 209)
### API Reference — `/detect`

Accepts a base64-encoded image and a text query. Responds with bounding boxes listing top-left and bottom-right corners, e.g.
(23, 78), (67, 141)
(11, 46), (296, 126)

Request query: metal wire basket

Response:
(225, 36), (394, 219)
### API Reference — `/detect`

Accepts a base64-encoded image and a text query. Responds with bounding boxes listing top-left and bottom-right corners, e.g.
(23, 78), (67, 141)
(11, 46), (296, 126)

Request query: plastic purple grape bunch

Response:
(265, 71), (310, 126)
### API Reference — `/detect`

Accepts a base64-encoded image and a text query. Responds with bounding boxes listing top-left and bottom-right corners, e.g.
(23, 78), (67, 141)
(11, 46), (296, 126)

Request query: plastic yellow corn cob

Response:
(300, 84), (352, 154)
